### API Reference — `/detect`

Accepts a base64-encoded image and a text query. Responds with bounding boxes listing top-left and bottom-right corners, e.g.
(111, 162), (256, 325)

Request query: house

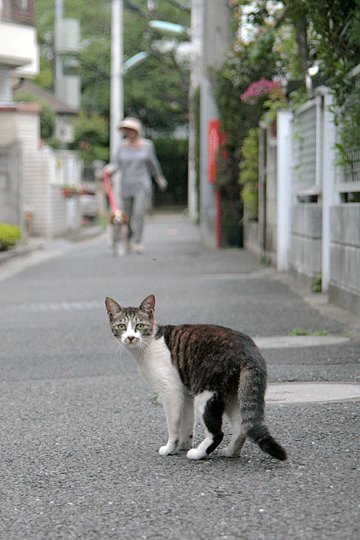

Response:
(13, 79), (79, 144)
(0, 0), (38, 228)
(0, 0), (38, 101)
(0, 1), (83, 238)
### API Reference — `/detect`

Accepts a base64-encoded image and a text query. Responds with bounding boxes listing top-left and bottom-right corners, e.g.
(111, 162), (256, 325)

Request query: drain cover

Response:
(266, 382), (360, 404)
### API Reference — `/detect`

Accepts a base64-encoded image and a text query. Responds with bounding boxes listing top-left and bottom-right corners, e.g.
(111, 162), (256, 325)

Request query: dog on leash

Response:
(108, 210), (131, 256)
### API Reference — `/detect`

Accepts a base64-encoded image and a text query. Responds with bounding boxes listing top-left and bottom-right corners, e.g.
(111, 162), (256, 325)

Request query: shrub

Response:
(152, 136), (188, 207)
(0, 224), (22, 251)
(239, 128), (259, 220)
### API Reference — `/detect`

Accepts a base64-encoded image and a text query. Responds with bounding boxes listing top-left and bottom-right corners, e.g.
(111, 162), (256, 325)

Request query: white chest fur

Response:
(128, 336), (184, 395)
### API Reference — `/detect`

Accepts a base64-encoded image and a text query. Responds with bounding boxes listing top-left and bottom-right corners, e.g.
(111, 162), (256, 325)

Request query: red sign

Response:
(208, 119), (225, 184)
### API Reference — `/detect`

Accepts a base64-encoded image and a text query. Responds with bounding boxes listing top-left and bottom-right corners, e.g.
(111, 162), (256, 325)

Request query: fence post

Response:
(276, 110), (293, 270)
(319, 88), (339, 291)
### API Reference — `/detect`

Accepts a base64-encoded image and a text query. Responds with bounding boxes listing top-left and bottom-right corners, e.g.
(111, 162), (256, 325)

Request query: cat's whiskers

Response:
(139, 339), (151, 353)
(108, 338), (121, 360)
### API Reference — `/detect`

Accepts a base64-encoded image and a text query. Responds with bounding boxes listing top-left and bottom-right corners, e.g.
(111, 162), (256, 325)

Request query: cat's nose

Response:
(128, 336), (135, 342)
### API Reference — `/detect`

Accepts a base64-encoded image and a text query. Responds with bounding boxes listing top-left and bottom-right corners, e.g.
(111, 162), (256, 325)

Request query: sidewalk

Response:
(0, 223), (103, 264)
(0, 224), (104, 282)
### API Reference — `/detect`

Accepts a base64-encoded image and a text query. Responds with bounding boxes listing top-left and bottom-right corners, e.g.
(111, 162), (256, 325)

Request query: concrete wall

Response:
(329, 204), (360, 316)
(253, 127), (278, 263)
(289, 204), (322, 281)
(244, 219), (261, 258)
(0, 142), (22, 227)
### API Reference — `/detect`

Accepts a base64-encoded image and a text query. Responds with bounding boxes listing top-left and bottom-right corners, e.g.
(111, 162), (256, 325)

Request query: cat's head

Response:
(105, 294), (156, 349)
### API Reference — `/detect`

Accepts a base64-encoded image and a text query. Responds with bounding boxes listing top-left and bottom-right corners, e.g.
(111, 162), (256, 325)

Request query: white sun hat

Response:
(118, 117), (142, 133)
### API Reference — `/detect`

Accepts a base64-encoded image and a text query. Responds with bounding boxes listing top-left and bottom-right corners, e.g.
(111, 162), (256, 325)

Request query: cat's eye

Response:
(114, 323), (126, 332)
(136, 323), (145, 331)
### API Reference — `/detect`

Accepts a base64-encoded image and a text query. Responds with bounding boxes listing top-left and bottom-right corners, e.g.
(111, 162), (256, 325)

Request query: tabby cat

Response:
(105, 294), (287, 461)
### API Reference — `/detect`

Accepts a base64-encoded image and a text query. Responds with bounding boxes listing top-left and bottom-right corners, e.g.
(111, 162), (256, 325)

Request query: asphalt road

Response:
(0, 215), (359, 540)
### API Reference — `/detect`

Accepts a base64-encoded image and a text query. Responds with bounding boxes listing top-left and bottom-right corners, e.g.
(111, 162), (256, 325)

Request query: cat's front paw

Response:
(159, 443), (176, 456)
(186, 448), (206, 460)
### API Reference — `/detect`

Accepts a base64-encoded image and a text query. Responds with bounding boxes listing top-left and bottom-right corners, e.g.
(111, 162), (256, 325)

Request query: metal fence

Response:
(335, 64), (360, 194)
(292, 96), (322, 198)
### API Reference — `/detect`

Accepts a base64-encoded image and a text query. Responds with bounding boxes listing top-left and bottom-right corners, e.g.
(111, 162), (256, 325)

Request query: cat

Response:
(105, 294), (287, 462)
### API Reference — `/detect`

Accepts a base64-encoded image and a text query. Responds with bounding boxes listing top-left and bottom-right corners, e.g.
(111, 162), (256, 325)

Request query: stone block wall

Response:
(289, 204), (322, 280)
(329, 204), (360, 316)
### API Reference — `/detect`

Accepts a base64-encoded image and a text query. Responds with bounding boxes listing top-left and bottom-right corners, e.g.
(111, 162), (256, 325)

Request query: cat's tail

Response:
(239, 364), (287, 461)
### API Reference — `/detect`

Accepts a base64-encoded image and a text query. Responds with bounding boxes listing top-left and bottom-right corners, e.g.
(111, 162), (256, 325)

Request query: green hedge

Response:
(152, 137), (188, 208)
(0, 223), (22, 251)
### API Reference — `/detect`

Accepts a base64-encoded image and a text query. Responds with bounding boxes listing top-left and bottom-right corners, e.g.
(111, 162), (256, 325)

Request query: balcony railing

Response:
(0, 0), (35, 26)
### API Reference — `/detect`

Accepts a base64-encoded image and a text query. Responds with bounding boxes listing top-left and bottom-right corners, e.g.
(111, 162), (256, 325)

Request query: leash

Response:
(103, 171), (118, 213)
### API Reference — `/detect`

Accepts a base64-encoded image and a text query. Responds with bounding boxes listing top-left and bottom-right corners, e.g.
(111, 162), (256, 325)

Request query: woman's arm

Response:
(147, 141), (168, 190)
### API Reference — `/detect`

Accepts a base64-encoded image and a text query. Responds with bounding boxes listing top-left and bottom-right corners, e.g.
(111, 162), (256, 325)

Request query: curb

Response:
(0, 226), (104, 266)
(0, 242), (43, 266)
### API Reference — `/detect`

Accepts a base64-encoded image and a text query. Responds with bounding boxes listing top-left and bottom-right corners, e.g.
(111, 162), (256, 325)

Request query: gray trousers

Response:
(121, 190), (148, 244)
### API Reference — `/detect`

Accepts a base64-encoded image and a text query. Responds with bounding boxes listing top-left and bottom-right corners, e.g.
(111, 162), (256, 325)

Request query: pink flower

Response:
(240, 79), (281, 103)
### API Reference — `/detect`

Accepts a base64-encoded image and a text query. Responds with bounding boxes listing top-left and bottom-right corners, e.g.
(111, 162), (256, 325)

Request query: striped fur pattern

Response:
(105, 294), (287, 462)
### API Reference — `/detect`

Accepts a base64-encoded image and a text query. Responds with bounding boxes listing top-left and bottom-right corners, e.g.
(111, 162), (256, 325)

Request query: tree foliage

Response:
(71, 113), (110, 165)
(305, 0), (360, 170)
(239, 128), (259, 220)
(213, 0), (360, 239)
(212, 19), (280, 191)
(306, 0), (360, 105)
(35, 0), (190, 130)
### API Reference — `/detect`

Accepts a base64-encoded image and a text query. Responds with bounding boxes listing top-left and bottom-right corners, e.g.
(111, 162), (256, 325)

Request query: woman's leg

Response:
(131, 190), (148, 245)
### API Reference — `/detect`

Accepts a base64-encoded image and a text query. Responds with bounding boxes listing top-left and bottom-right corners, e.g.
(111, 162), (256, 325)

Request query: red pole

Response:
(215, 187), (221, 248)
(103, 172), (118, 213)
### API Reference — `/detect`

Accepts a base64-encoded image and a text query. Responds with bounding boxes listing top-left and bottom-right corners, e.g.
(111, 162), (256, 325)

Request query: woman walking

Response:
(105, 117), (167, 253)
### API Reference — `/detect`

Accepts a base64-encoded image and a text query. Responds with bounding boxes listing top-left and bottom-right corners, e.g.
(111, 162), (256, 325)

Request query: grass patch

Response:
(289, 327), (329, 336)
(311, 274), (322, 293)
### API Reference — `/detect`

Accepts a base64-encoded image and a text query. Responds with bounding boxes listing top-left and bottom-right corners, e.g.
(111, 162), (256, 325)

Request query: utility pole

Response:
(110, 0), (123, 161)
(54, 0), (64, 97)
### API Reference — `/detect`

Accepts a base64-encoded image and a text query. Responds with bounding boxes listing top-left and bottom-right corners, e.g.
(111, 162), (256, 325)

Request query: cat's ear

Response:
(105, 297), (122, 321)
(139, 294), (155, 314)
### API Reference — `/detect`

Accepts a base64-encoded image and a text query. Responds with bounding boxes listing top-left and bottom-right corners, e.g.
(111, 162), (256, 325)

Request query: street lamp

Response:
(149, 19), (190, 37)
(123, 51), (149, 74)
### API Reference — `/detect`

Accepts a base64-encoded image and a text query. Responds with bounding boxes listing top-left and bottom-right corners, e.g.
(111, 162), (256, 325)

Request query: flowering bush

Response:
(240, 78), (282, 104)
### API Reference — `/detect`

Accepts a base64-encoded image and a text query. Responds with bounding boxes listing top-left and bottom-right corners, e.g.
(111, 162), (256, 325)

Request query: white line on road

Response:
(267, 382), (360, 404)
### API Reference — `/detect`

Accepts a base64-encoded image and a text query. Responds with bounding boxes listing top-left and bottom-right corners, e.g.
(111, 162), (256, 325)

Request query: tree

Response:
(35, 0), (190, 130)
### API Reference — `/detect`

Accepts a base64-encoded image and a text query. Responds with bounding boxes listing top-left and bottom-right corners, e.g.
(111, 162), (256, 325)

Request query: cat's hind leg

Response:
(220, 400), (246, 458)
(187, 391), (224, 460)
(179, 395), (194, 450)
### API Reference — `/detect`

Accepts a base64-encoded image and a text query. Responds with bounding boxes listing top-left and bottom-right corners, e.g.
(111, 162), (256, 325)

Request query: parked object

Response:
(80, 193), (98, 222)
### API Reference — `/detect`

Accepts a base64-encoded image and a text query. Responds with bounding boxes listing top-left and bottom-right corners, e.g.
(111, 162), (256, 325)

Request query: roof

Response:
(13, 80), (79, 115)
